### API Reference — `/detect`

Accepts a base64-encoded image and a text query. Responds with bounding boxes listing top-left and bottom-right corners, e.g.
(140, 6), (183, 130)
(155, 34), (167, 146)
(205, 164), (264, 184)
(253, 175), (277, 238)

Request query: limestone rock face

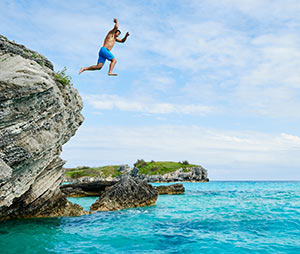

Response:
(0, 35), (87, 220)
(118, 165), (139, 177)
(145, 167), (209, 183)
(90, 176), (158, 212)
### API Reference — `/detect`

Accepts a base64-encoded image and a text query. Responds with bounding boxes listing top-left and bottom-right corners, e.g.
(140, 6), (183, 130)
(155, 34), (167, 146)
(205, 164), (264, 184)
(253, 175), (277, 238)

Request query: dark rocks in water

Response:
(90, 176), (158, 212)
(0, 230), (9, 235)
(155, 183), (185, 195)
(60, 181), (118, 197)
(1, 189), (88, 220)
(61, 180), (184, 197)
(0, 35), (86, 220)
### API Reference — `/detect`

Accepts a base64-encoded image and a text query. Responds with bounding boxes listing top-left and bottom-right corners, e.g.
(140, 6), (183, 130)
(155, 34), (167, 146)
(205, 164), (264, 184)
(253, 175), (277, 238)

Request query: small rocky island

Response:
(64, 160), (209, 183)
(0, 35), (208, 221)
(61, 160), (206, 200)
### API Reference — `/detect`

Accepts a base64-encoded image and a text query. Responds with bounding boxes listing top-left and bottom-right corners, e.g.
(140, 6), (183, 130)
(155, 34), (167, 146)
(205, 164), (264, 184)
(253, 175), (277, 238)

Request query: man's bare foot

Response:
(79, 67), (85, 75)
(108, 73), (118, 76)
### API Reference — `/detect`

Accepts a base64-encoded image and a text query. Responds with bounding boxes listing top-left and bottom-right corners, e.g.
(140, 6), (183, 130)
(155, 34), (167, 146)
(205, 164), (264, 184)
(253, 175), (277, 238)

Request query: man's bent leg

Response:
(79, 62), (103, 75)
(108, 58), (117, 76)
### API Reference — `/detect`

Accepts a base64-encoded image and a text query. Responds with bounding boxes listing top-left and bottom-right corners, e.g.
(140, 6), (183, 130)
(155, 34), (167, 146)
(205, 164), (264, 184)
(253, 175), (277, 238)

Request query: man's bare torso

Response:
(103, 32), (116, 51)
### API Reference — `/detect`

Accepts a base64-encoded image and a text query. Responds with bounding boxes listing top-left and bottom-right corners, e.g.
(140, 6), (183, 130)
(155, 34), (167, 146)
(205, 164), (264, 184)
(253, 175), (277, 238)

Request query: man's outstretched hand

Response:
(126, 32), (130, 37)
(114, 18), (118, 23)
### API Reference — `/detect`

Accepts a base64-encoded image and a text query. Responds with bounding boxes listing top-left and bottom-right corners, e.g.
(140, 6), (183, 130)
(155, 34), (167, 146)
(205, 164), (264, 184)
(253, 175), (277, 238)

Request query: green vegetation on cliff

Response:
(55, 67), (73, 87)
(134, 160), (199, 176)
(65, 165), (121, 179)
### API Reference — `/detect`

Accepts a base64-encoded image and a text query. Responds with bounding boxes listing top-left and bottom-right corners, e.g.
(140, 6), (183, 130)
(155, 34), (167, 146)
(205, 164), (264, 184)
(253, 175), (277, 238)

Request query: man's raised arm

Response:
(110, 18), (119, 33)
(116, 32), (130, 43)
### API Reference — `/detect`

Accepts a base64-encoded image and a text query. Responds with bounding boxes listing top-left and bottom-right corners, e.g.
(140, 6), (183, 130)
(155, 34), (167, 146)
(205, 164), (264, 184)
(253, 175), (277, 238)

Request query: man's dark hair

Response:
(115, 29), (121, 34)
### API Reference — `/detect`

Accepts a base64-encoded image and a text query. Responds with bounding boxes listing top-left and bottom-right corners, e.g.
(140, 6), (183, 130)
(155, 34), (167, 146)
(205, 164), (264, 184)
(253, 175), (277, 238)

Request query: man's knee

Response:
(96, 63), (103, 70)
(111, 58), (117, 63)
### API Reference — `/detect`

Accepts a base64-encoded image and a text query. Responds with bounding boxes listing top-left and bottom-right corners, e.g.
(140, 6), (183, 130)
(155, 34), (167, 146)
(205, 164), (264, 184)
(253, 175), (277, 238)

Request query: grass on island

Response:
(65, 165), (122, 179)
(134, 160), (200, 176)
(65, 160), (201, 179)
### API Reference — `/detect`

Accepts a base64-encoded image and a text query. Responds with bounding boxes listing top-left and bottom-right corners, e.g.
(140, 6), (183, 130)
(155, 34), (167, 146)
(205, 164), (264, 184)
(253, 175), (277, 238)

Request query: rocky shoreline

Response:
(64, 164), (209, 184)
(0, 35), (207, 221)
(61, 180), (185, 197)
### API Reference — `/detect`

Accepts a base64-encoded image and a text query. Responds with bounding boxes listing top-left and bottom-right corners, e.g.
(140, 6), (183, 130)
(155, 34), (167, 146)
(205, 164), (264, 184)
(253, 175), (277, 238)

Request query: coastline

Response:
(3, 181), (298, 254)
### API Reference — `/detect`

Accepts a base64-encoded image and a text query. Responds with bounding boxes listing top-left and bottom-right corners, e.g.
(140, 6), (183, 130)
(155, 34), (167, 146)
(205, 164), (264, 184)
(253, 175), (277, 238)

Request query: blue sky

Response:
(1, 0), (300, 180)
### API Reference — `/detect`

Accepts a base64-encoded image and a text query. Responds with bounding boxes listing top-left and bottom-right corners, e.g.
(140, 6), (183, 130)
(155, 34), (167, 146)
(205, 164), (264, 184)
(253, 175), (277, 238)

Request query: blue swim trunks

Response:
(97, 46), (114, 65)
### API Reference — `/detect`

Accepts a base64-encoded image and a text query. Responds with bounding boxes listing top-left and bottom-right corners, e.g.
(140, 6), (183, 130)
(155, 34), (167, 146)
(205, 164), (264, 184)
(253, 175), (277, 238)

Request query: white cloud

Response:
(2, 0), (300, 121)
(2, 0), (300, 179)
(83, 94), (215, 115)
(180, 29), (300, 118)
(148, 75), (175, 92)
(190, 0), (300, 25)
(235, 33), (300, 118)
(62, 124), (300, 179)
(279, 133), (300, 145)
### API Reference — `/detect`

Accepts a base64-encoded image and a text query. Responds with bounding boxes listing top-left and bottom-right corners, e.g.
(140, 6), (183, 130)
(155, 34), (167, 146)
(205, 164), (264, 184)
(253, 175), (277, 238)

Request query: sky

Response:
(1, 0), (300, 180)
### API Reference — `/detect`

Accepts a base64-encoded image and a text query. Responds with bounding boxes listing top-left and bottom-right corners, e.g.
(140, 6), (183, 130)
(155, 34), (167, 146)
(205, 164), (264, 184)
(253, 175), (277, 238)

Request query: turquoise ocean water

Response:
(1, 181), (300, 253)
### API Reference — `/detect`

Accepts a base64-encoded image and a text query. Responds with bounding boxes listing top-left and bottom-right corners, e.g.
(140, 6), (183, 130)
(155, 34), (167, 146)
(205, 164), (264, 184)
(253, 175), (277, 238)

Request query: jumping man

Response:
(79, 18), (129, 76)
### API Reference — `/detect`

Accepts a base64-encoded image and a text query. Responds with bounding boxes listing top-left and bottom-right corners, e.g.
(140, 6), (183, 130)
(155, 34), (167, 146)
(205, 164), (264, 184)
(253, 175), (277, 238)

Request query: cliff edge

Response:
(0, 35), (87, 220)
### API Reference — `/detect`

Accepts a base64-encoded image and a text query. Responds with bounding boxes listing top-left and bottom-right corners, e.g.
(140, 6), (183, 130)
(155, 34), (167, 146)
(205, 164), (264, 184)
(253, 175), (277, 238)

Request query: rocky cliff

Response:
(0, 35), (87, 220)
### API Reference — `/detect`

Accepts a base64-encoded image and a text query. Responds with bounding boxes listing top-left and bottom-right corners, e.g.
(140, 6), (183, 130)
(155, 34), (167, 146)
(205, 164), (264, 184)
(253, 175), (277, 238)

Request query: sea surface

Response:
(1, 181), (300, 254)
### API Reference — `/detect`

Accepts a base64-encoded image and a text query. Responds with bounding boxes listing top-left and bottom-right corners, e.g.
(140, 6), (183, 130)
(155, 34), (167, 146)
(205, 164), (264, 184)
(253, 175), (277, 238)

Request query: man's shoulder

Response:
(105, 32), (115, 39)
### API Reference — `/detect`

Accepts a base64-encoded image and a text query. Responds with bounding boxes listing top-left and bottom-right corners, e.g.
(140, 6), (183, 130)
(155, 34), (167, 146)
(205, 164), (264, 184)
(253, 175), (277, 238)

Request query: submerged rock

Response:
(0, 35), (86, 220)
(90, 176), (158, 212)
(155, 183), (185, 195)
